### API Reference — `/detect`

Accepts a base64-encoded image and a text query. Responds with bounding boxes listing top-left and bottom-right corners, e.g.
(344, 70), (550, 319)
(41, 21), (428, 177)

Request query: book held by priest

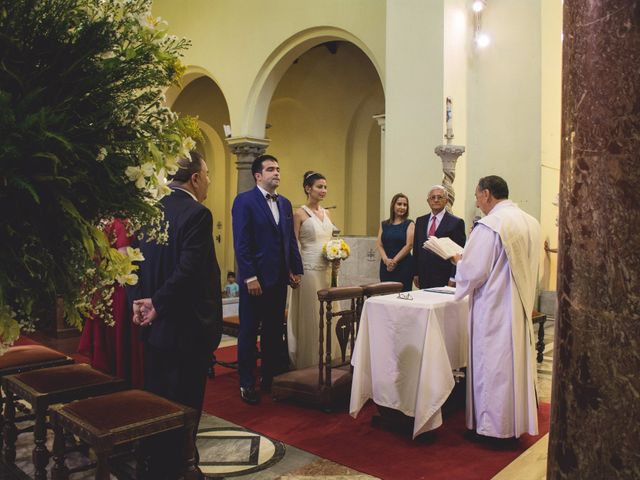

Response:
(422, 236), (464, 260)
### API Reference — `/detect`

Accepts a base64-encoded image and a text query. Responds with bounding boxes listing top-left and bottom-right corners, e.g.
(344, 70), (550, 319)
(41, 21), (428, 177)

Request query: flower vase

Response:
(330, 259), (341, 287)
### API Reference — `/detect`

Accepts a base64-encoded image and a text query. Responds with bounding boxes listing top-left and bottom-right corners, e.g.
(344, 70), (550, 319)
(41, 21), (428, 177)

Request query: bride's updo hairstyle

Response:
(302, 171), (326, 197)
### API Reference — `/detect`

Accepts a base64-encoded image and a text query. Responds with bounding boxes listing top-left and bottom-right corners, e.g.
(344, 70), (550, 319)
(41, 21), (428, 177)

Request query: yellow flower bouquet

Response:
(322, 239), (350, 286)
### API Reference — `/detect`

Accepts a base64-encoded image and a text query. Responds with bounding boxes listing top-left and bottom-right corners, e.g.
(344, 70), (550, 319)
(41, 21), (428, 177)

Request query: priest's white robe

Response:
(455, 200), (540, 438)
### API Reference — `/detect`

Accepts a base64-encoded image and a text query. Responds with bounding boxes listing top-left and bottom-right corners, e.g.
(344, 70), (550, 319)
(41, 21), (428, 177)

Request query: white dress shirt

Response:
(257, 185), (279, 225)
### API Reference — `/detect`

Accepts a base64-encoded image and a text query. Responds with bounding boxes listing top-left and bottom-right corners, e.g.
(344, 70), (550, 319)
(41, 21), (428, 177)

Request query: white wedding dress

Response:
(287, 206), (341, 369)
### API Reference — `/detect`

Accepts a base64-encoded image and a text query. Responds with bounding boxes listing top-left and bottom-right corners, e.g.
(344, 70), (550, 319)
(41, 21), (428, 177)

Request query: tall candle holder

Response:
(435, 97), (465, 210)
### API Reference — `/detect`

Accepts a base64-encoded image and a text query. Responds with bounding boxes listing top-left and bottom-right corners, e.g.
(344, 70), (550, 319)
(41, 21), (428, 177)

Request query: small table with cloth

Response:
(349, 288), (468, 438)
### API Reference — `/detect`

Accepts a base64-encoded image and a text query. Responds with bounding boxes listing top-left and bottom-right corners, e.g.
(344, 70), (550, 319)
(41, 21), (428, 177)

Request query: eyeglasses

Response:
(397, 292), (413, 301)
(428, 195), (445, 201)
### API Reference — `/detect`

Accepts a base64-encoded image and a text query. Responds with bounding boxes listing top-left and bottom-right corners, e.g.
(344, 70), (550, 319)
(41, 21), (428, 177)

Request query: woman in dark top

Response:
(376, 193), (415, 291)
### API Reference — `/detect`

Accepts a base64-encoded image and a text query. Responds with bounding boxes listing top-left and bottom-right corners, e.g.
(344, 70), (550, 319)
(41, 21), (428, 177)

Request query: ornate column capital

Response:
(226, 136), (270, 193)
(226, 136), (270, 156)
(434, 144), (465, 210)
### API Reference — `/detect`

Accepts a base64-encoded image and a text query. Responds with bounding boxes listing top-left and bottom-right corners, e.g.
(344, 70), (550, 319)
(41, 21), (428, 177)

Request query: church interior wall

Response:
(152, 0), (386, 139)
(384, 0), (447, 222)
(154, 0), (563, 292)
(442, 0), (470, 216)
(539, 0), (562, 292)
(170, 77), (236, 278)
(266, 42), (384, 237)
(466, 0), (543, 225)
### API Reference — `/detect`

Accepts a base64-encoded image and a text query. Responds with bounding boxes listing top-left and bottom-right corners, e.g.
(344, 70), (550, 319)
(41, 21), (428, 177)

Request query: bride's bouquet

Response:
(323, 238), (350, 287)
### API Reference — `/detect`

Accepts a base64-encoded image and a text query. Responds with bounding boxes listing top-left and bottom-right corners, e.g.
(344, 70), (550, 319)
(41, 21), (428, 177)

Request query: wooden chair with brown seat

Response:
(0, 345), (74, 451)
(271, 286), (364, 411)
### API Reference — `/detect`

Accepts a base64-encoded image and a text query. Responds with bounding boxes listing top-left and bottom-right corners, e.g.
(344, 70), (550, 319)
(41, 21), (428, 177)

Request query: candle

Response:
(446, 97), (453, 132)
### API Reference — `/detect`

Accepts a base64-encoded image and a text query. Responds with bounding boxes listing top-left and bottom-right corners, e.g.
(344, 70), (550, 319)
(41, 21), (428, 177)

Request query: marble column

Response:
(226, 137), (270, 193)
(548, 1), (640, 479)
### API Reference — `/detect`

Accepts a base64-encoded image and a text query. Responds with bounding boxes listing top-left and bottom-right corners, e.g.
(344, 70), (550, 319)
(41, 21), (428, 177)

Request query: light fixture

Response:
(472, 0), (490, 49)
(472, 0), (485, 13)
(475, 32), (491, 48)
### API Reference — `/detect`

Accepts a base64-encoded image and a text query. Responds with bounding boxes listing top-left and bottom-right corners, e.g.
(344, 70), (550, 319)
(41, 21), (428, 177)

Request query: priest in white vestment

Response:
(452, 175), (540, 439)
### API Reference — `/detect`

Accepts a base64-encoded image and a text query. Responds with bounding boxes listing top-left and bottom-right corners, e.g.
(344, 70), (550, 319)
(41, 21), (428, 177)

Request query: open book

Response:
(422, 236), (464, 260)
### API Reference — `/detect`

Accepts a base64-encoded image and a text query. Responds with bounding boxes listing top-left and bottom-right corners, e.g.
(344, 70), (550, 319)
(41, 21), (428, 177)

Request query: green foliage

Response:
(0, 0), (198, 351)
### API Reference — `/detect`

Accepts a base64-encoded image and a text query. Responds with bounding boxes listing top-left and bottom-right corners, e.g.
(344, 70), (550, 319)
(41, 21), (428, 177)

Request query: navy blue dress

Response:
(379, 219), (414, 291)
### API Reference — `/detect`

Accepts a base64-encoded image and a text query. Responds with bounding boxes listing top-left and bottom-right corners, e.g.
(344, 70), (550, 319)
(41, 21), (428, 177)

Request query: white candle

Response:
(446, 97), (453, 134)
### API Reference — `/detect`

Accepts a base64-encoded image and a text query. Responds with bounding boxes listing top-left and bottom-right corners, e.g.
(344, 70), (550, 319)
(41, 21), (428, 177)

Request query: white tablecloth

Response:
(349, 288), (469, 438)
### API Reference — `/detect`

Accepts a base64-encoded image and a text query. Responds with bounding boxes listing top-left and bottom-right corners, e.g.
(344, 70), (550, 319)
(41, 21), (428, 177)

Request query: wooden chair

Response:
(0, 345), (74, 451)
(50, 390), (199, 480)
(532, 310), (547, 363)
(271, 286), (364, 411)
(2, 363), (126, 479)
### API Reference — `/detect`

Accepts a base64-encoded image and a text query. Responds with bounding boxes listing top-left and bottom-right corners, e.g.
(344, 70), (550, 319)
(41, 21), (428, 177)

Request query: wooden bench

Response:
(0, 345), (74, 451)
(50, 389), (199, 480)
(2, 363), (125, 479)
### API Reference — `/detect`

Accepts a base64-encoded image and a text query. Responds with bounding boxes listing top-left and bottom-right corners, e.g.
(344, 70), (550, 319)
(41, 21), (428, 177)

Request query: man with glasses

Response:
(451, 175), (540, 440)
(412, 185), (466, 288)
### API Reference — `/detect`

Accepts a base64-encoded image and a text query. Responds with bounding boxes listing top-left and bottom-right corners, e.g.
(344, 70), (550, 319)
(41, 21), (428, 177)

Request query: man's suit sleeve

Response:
(287, 200), (303, 275)
(232, 196), (257, 281)
(413, 217), (423, 277)
(151, 208), (213, 317)
(449, 217), (467, 279)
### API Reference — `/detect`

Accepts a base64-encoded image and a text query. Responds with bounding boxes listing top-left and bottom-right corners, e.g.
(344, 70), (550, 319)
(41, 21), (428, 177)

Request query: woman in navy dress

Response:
(376, 193), (415, 291)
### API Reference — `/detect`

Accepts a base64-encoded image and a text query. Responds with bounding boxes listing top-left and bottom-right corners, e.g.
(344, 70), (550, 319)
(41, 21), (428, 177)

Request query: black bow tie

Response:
(266, 193), (279, 201)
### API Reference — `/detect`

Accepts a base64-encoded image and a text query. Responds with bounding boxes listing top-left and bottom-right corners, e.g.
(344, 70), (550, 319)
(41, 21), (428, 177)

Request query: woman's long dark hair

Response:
(383, 193), (410, 225)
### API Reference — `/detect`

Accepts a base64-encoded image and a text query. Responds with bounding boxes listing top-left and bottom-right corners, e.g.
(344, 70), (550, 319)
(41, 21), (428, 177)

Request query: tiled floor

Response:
(7, 319), (554, 479)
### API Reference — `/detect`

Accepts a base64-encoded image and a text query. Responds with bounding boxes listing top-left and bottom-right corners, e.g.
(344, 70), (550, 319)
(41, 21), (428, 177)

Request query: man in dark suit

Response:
(130, 151), (222, 477)
(232, 154), (303, 405)
(413, 185), (466, 288)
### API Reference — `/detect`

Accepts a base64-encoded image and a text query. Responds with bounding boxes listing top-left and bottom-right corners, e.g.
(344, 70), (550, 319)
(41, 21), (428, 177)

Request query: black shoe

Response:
(260, 382), (272, 393)
(260, 376), (273, 393)
(240, 387), (260, 405)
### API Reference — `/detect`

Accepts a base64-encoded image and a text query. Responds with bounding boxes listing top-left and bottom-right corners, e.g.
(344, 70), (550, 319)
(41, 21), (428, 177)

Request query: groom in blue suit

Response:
(232, 154), (303, 404)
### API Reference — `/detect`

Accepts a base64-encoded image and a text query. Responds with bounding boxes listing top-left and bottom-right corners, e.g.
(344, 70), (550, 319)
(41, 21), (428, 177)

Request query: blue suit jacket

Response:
(232, 187), (303, 288)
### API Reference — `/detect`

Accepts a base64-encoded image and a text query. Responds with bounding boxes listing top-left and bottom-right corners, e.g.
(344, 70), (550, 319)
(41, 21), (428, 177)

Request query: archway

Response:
(168, 74), (235, 279)
(254, 37), (384, 235)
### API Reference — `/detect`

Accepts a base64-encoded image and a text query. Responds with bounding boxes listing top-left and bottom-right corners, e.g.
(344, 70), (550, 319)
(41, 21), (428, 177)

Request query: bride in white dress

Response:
(287, 171), (341, 369)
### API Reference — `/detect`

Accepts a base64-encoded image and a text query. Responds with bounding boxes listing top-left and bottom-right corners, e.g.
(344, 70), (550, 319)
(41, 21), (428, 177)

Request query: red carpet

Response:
(203, 344), (550, 480)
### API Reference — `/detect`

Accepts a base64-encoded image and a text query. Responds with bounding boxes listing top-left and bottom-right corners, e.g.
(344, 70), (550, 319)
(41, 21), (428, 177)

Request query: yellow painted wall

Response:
(153, 0), (386, 138)
(539, 0), (562, 290)
(466, 0), (542, 224)
(266, 42), (383, 235)
(385, 0), (448, 222)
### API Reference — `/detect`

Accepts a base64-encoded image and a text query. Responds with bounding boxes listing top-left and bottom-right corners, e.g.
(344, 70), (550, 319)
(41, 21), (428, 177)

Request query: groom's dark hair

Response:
(251, 154), (278, 181)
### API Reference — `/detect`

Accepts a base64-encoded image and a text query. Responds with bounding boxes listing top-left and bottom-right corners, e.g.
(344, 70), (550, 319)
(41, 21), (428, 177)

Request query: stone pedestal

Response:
(434, 143), (464, 209)
(226, 137), (270, 193)
(548, 1), (640, 478)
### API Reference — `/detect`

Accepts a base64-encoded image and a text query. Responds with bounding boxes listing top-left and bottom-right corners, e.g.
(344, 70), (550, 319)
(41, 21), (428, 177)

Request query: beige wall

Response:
(539, 0), (562, 291)
(267, 42), (383, 236)
(466, 0), (542, 225)
(384, 0), (447, 221)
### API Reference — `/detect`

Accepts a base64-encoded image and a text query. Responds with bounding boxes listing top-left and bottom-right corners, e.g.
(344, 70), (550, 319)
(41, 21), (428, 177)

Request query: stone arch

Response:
(165, 65), (227, 109)
(243, 26), (383, 138)
(167, 70), (235, 279)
